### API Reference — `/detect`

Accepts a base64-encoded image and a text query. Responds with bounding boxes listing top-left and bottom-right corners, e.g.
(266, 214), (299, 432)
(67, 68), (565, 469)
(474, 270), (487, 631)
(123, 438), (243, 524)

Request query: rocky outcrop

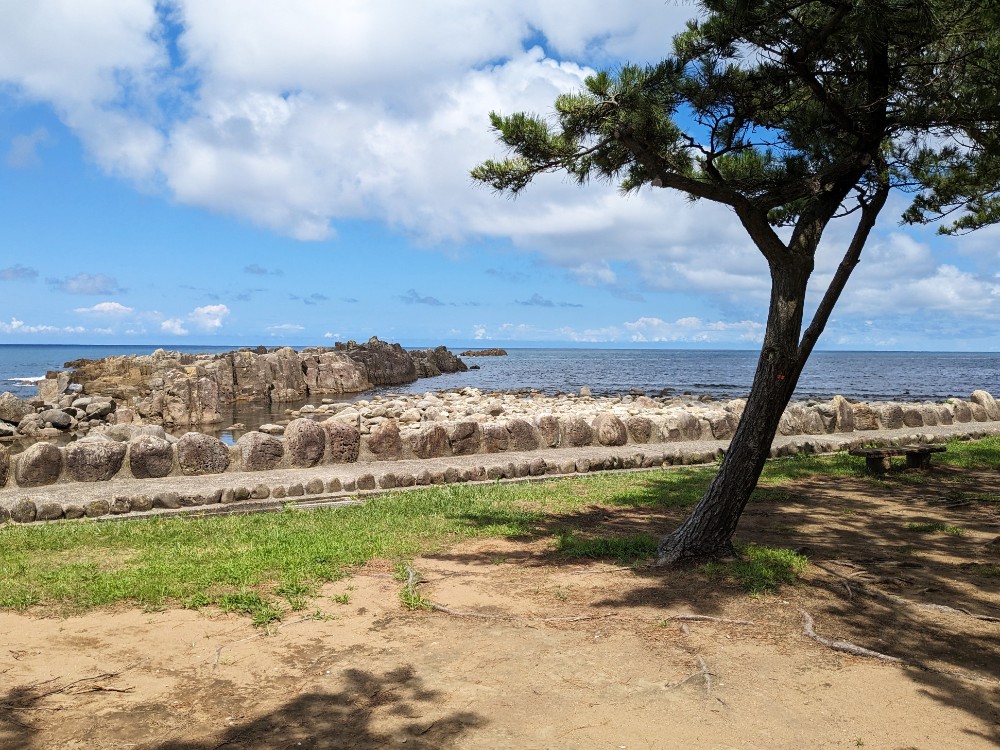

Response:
(39, 338), (466, 428)
(460, 348), (508, 357)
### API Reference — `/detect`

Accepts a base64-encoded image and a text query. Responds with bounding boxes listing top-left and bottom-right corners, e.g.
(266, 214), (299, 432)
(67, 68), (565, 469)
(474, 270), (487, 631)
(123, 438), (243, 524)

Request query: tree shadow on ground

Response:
(426, 463), (1000, 743)
(0, 666), (485, 750)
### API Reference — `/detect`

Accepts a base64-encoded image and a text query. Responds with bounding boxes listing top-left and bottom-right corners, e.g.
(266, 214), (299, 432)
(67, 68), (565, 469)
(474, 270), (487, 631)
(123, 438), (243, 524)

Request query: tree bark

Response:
(657, 256), (811, 564)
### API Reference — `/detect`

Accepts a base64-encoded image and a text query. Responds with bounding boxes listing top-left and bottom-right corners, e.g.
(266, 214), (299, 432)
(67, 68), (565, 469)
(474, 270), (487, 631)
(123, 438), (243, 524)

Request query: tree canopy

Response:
(473, 0), (1000, 563)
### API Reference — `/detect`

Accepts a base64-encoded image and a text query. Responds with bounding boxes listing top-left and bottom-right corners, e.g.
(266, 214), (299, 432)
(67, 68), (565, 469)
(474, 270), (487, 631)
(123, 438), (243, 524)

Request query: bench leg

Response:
(866, 456), (891, 473)
(906, 453), (931, 469)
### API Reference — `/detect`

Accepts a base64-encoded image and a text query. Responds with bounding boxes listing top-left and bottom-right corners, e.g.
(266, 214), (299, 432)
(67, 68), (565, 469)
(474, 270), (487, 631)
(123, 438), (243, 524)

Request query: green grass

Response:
(554, 529), (658, 564)
(0, 470), (713, 617)
(704, 544), (809, 595)
(938, 435), (1000, 470)
(2, 436), (997, 621)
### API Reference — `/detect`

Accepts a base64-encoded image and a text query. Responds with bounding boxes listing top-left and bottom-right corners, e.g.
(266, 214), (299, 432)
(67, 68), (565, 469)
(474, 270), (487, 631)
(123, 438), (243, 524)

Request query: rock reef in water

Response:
(460, 348), (508, 357)
(38, 337), (466, 427)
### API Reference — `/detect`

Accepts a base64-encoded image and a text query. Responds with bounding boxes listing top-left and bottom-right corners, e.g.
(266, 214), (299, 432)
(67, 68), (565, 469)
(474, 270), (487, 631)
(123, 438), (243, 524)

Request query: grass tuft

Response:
(554, 529), (657, 564)
(704, 544), (808, 595)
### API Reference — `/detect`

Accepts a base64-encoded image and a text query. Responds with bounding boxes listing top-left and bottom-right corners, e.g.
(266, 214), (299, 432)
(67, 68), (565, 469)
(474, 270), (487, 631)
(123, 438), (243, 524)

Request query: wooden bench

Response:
(848, 445), (946, 473)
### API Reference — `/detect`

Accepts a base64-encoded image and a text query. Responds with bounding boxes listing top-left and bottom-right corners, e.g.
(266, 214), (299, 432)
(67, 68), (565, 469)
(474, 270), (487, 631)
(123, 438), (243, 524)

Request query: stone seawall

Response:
(2, 388), (999, 524)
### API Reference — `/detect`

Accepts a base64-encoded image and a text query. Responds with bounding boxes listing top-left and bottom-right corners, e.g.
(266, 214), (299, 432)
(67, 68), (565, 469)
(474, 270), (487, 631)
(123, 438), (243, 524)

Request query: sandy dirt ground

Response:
(2, 467), (998, 749)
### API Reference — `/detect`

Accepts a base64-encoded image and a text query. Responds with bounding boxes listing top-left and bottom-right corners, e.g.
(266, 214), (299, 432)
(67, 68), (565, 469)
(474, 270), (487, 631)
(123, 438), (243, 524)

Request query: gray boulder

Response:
(128, 435), (175, 478)
(237, 431), (284, 471)
(65, 440), (127, 482)
(320, 420), (361, 463)
(39, 408), (73, 430)
(594, 413), (628, 446)
(506, 419), (539, 451)
(482, 423), (509, 452)
(0, 392), (34, 423)
(563, 417), (594, 447)
(534, 415), (561, 448)
(625, 416), (655, 443)
(448, 421), (481, 455)
(16, 413), (45, 436)
(10, 498), (37, 523)
(367, 420), (402, 459)
(14, 442), (63, 487)
(176, 432), (230, 475)
(284, 418), (326, 467)
(971, 390), (1000, 421)
(411, 424), (451, 459)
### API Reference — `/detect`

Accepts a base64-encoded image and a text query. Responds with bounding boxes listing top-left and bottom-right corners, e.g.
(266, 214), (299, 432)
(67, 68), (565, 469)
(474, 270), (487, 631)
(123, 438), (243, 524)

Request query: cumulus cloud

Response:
(266, 323), (304, 333)
(1, 0), (984, 339)
(189, 303), (230, 331)
(161, 318), (188, 335)
(0, 317), (85, 334)
(49, 272), (124, 295)
(0, 264), (38, 281)
(73, 301), (134, 315)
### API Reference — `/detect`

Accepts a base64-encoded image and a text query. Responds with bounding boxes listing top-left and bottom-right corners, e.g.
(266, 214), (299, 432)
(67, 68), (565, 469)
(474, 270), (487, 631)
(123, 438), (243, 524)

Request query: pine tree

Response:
(472, 1), (1000, 563)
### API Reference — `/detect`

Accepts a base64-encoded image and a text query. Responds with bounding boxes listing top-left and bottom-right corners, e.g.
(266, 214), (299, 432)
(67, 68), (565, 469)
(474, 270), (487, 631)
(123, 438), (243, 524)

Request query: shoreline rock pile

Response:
(2, 387), (999, 499)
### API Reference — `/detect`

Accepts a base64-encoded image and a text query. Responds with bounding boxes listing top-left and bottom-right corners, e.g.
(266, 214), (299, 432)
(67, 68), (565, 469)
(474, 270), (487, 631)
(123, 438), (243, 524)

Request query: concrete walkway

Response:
(2, 421), (999, 523)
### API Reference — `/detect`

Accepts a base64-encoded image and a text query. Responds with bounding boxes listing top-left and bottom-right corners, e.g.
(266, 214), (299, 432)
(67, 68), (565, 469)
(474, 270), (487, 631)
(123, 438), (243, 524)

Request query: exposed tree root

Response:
(667, 656), (726, 705)
(813, 561), (1000, 622)
(800, 611), (903, 663)
(799, 611), (999, 685)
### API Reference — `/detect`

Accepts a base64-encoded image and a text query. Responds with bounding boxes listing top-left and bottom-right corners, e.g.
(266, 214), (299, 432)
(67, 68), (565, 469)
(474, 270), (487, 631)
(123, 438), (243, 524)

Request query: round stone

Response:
(284, 418), (326, 467)
(9, 498), (37, 523)
(237, 431), (284, 471)
(14, 442), (63, 487)
(65, 440), (126, 482)
(176, 432), (230, 475)
(128, 435), (175, 479)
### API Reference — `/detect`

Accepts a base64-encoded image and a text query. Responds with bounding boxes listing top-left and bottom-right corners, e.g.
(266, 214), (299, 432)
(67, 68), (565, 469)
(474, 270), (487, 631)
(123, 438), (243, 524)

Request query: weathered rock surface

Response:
(368, 420), (403, 460)
(0, 446), (7, 487)
(64, 440), (126, 482)
(285, 418), (326, 467)
(237, 431), (284, 471)
(176, 433), (230, 475)
(129, 435), (175, 479)
(0, 392), (34, 423)
(15, 443), (63, 487)
(321, 421), (361, 463)
(594, 413), (628, 447)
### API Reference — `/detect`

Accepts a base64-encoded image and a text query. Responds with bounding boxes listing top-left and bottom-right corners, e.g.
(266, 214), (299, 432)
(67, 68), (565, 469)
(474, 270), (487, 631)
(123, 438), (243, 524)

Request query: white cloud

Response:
(50, 273), (124, 295)
(161, 318), (188, 335)
(73, 301), (134, 315)
(0, 317), (85, 334)
(189, 304), (230, 331)
(266, 323), (304, 334)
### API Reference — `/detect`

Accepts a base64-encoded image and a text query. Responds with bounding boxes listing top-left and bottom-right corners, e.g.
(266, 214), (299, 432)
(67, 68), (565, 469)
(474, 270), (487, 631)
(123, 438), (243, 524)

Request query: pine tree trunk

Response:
(657, 258), (811, 564)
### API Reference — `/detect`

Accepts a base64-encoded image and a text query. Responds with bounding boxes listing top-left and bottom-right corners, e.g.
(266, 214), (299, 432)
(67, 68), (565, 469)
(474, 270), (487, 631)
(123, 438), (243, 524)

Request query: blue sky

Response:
(1, 1), (998, 350)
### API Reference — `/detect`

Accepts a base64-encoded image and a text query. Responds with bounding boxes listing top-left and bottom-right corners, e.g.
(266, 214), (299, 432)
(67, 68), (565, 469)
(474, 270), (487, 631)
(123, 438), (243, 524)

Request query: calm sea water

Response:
(1, 344), (998, 404)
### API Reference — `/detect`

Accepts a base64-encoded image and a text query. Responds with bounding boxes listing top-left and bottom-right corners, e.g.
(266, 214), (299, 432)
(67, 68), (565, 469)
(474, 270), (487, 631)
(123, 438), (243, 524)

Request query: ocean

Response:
(1, 344), (998, 404)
